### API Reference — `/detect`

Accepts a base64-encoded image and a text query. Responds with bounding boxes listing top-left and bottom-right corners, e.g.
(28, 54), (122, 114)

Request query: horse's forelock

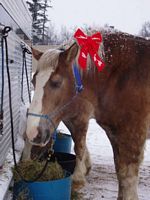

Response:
(37, 49), (61, 72)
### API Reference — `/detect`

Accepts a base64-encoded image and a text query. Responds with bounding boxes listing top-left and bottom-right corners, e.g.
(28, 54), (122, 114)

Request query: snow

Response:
(1, 119), (150, 200)
(59, 119), (150, 200)
(0, 148), (22, 200)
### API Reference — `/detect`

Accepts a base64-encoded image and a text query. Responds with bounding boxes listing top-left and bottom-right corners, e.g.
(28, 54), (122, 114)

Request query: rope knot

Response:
(2, 26), (12, 38)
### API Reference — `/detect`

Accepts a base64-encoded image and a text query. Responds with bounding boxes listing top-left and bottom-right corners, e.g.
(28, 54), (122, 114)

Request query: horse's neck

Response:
(80, 32), (133, 103)
(81, 66), (108, 105)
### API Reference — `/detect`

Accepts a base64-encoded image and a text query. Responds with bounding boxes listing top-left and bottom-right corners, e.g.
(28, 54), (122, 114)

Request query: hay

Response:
(13, 160), (64, 182)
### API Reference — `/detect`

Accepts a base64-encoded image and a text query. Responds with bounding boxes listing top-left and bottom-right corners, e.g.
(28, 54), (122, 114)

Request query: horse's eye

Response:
(50, 80), (62, 88)
(49, 75), (62, 89)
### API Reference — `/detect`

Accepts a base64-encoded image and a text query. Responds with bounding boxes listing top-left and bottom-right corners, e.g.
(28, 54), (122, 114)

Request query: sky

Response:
(49, 0), (150, 35)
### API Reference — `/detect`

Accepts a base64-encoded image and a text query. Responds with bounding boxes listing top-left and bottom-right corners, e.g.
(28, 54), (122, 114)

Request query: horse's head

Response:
(26, 44), (78, 146)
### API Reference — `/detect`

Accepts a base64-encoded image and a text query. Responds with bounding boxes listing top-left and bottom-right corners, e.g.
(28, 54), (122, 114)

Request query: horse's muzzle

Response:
(29, 127), (51, 147)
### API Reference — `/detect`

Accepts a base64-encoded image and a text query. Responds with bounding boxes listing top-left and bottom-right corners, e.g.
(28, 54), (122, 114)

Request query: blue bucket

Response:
(54, 133), (72, 153)
(13, 173), (72, 200)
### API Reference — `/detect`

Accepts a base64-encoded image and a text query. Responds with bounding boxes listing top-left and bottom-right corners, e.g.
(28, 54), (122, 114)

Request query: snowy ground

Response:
(2, 119), (150, 200)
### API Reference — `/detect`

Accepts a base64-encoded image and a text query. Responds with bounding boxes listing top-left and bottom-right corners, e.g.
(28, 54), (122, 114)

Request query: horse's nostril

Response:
(32, 130), (42, 144)
(32, 127), (43, 144)
(44, 129), (50, 143)
(32, 128), (50, 145)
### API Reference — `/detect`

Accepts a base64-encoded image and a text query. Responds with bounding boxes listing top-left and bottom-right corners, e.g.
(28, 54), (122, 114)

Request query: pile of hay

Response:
(13, 160), (64, 182)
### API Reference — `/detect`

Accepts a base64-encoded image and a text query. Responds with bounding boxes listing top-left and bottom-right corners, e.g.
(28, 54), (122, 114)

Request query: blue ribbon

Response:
(73, 63), (83, 93)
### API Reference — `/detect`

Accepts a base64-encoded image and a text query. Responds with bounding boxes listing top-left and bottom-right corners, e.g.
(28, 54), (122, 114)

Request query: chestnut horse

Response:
(26, 30), (150, 200)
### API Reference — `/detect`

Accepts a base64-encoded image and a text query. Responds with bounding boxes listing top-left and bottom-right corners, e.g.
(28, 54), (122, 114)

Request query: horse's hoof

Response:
(72, 180), (86, 191)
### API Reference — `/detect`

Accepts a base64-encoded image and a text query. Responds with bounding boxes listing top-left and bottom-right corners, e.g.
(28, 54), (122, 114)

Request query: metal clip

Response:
(0, 25), (12, 38)
(20, 42), (31, 54)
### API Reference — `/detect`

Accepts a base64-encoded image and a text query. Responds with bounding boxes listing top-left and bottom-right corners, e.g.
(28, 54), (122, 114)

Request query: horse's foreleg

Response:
(106, 125), (146, 200)
(73, 141), (91, 186)
(64, 119), (91, 189)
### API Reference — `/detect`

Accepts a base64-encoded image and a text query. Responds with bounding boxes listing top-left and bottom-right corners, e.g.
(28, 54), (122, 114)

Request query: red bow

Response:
(74, 28), (105, 71)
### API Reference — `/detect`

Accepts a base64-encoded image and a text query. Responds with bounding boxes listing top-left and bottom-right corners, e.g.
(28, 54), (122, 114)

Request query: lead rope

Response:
(1, 27), (18, 168)
(1, 26), (21, 176)
(0, 27), (5, 137)
(1, 27), (54, 184)
(21, 44), (32, 104)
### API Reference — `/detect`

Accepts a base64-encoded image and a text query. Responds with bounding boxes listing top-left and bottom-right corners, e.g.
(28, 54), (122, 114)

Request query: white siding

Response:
(0, 0), (32, 39)
(0, 2), (32, 165)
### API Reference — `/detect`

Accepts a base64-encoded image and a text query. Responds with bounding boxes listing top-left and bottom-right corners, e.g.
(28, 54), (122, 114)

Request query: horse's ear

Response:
(31, 47), (43, 60)
(63, 43), (78, 63)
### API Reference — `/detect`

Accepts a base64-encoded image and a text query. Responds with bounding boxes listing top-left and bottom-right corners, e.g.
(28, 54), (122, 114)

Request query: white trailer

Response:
(0, 1), (32, 198)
